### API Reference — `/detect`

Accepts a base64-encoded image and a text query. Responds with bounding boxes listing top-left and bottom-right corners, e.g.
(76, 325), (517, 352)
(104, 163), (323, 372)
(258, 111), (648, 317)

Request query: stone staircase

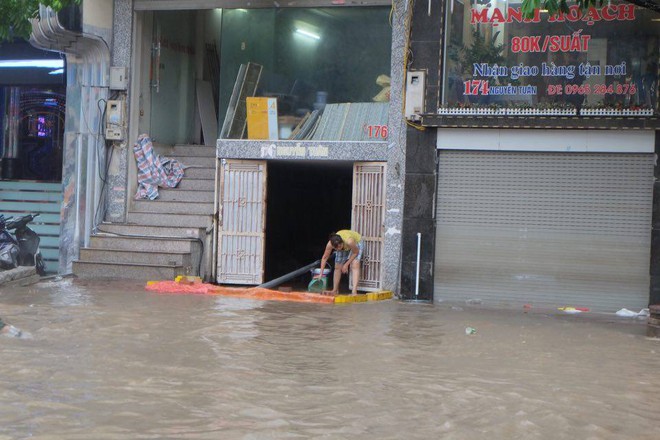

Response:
(72, 145), (216, 280)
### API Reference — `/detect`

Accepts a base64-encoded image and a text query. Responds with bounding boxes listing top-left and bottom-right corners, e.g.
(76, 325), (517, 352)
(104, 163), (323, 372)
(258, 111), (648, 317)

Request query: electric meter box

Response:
(109, 67), (128, 90)
(405, 70), (426, 121)
(105, 100), (124, 140)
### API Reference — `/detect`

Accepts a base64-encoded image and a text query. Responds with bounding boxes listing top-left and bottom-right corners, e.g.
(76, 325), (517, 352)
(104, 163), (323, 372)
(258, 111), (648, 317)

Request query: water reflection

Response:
(1, 279), (659, 439)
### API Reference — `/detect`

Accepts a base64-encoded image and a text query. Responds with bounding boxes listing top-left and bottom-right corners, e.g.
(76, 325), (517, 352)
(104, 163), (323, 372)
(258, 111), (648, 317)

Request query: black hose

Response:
(257, 260), (320, 289)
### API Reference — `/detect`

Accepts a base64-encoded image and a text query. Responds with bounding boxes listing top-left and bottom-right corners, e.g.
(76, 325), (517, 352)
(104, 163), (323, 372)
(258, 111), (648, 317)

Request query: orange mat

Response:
(145, 280), (335, 304)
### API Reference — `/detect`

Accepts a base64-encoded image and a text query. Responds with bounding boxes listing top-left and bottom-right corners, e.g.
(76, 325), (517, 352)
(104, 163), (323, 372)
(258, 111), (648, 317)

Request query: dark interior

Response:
(264, 160), (352, 289)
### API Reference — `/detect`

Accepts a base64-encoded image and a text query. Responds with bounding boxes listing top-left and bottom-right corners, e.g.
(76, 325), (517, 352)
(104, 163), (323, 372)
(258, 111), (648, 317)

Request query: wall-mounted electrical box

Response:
(105, 100), (124, 140)
(405, 70), (426, 121)
(109, 66), (128, 90)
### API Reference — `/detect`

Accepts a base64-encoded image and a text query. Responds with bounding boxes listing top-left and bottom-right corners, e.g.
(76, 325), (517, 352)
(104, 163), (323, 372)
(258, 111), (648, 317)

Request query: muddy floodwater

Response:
(1, 278), (659, 439)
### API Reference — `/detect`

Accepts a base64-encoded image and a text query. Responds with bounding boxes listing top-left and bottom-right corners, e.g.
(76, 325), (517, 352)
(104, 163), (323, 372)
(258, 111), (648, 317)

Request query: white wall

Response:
(437, 128), (655, 153)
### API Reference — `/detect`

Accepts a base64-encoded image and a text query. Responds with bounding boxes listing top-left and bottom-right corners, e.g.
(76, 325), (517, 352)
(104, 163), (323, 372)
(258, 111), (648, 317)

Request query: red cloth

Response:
(145, 281), (335, 304)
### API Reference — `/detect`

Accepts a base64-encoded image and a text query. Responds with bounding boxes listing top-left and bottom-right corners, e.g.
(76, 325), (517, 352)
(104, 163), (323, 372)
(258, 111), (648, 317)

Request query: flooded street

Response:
(1, 278), (659, 439)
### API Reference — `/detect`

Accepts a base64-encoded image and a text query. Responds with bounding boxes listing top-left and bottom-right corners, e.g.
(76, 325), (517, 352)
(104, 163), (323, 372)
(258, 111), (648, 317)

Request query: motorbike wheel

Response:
(35, 253), (46, 276)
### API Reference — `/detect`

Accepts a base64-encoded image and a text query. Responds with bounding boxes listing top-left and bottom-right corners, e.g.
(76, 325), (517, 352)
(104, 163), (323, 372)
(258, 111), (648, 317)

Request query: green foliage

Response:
(521, 0), (604, 17)
(461, 28), (505, 73)
(0, 0), (80, 42)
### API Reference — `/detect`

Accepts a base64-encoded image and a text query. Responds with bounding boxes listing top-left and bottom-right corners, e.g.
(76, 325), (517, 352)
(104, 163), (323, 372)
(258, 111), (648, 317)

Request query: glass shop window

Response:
(0, 87), (66, 181)
(442, 0), (660, 116)
(0, 39), (66, 181)
(216, 7), (392, 141)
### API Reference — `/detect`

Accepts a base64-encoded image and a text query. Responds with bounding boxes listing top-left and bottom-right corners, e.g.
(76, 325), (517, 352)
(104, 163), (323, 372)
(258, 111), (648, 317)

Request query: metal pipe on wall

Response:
(415, 232), (421, 297)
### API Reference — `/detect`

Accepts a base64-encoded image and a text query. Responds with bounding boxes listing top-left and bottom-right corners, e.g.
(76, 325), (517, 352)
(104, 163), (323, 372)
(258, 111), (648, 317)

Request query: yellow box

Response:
(366, 291), (393, 301)
(247, 97), (278, 140)
(334, 295), (368, 304)
(175, 275), (202, 284)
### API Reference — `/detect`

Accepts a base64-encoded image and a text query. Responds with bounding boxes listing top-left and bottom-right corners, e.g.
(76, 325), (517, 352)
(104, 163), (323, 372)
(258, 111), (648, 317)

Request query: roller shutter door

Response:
(434, 151), (654, 312)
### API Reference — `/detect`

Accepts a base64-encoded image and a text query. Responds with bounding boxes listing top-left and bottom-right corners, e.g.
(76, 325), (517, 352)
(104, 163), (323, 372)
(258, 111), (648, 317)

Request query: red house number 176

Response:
(366, 125), (388, 139)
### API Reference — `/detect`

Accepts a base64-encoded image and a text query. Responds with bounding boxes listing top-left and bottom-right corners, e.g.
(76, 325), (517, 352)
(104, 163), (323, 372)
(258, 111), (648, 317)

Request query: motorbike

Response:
(0, 213), (45, 275)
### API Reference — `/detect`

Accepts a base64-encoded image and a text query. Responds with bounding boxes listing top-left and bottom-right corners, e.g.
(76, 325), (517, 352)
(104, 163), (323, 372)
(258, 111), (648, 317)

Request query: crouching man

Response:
(318, 230), (364, 296)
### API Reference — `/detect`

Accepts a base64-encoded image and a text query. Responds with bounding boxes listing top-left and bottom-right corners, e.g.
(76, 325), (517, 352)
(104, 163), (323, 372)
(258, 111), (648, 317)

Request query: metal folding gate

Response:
(352, 162), (386, 291)
(217, 160), (267, 284)
(434, 151), (654, 312)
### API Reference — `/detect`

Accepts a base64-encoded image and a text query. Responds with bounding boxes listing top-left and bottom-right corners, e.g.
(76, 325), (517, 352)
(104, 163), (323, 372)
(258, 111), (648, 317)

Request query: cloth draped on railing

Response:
(133, 134), (185, 200)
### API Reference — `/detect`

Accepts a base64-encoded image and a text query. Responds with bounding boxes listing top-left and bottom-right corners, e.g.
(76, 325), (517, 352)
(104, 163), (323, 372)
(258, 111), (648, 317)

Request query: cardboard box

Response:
(247, 97), (278, 140)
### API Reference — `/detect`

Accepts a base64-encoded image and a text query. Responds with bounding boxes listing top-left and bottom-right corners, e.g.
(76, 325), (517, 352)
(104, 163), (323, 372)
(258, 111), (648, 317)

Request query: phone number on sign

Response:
(547, 83), (637, 95)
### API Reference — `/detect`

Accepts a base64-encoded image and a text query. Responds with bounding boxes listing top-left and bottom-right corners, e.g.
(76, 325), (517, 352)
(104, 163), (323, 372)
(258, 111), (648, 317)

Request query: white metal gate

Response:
(434, 151), (654, 312)
(217, 160), (267, 284)
(352, 162), (386, 291)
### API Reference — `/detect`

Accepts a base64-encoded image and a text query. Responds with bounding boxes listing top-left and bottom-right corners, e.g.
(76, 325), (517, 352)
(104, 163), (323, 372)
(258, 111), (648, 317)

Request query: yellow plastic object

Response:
(333, 291), (393, 303)
(367, 291), (393, 301)
(558, 306), (589, 313)
(246, 97), (278, 140)
(175, 275), (202, 284)
(334, 295), (368, 304)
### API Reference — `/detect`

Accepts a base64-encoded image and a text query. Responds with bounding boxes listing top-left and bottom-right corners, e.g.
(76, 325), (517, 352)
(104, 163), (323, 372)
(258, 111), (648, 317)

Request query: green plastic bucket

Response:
(307, 277), (328, 293)
(308, 267), (330, 293)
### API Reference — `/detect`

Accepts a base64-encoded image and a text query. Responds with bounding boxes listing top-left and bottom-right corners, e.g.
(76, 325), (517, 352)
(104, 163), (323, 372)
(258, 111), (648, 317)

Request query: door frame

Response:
(214, 158), (386, 291)
(128, 10), (155, 210)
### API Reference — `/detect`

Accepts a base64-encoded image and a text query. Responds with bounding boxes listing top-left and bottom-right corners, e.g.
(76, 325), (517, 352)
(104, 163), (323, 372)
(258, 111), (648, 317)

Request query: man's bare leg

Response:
(350, 260), (360, 296)
(323, 263), (342, 295)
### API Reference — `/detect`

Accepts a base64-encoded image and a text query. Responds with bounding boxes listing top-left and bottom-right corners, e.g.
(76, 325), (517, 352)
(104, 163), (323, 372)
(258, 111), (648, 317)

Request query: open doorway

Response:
(264, 160), (353, 287)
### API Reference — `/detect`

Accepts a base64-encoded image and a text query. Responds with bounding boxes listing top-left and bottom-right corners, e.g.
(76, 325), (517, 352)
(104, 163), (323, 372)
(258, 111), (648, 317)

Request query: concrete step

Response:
(127, 212), (213, 228)
(89, 235), (200, 253)
(176, 156), (216, 167)
(158, 189), (215, 203)
(72, 260), (189, 280)
(97, 223), (206, 239)
(73, 143), (216, 279)
(133, 200), (214, 215)
(172, 145), (215, 157)
(80, 247), (192, 267)
(177, 178), (215, 191)
(184, 167), (215, 179)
